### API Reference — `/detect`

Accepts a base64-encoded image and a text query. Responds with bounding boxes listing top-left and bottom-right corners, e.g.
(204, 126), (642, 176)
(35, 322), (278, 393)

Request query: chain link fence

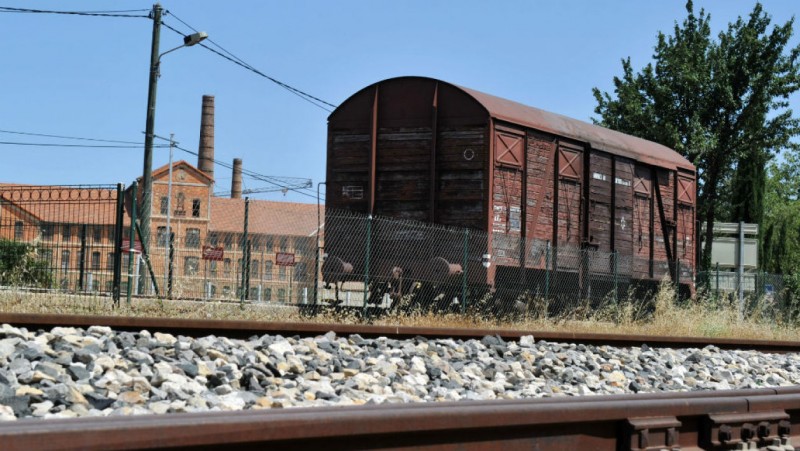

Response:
(141, 226), (318, 304)
(2, 185), (793, 322)
(136, 197), (319, 305)
(696, 268), (788, 316)
(0, 184), (124, 298)
(318, 209), (700, 318)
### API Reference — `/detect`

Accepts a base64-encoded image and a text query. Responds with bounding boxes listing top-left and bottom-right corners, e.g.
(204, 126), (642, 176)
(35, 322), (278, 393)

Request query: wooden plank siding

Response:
(555, 144), (583, 270)
(676, 172), (695, 276)
(374, 127), (432, 221)
(490, 126), (524, 268)
(524, 131), (556, 269)
(325, 77), (697, 291)
(652, 168), (675, 278)
(613, 158), (635, 276)
(492, 165), (523, 267)
(328, 131), (370, 212)
(588, 151), (612, 274)
(436, 127), (485, 230)
(632, 165), (653, 279)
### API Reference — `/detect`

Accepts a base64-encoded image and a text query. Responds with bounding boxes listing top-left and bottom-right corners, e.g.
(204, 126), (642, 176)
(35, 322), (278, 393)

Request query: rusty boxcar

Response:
(322, 76), (696, 310)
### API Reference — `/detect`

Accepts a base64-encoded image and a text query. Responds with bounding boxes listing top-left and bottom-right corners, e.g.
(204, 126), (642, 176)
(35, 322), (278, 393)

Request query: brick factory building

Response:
(0, 95), (323, 303)
(0, 160), (322, 303)
(145, 158), (322, 302)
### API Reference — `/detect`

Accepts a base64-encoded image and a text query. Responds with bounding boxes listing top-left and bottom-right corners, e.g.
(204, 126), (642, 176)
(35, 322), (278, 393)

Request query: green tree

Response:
(0, 239), (53, 288)
(593, 1), (800, 271)
(762, 154), (800, 273)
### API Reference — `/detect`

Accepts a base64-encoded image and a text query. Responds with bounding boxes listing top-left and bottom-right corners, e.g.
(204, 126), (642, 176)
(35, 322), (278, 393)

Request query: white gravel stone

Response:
(268, 339), (294, 357)
(6, 322), (800, 420)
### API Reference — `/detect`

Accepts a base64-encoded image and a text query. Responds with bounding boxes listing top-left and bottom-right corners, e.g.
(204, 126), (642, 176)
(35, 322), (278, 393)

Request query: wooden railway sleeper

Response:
(706, 411), (793, 450)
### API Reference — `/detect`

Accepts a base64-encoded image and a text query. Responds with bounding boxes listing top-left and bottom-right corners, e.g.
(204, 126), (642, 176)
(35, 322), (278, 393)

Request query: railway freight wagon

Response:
(322, 76), (696, 311)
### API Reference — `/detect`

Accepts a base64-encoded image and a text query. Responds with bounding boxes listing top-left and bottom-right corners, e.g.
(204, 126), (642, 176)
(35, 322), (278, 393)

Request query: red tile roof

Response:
(0, 177), (322, 239)
(0, 184), (120, 225)
(210, 197), (324, 237)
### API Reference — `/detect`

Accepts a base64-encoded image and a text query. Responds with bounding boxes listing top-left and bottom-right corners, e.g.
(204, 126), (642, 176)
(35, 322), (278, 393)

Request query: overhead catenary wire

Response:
(0, 6), (149, 18)
(0, 2), (334, 195)
(164, 11), (252, 69)
(151, 134), (320, 201)
(0, 125), (322, 200)
(0, 141), (166, 149)
(160, 14), (337, 111)
(175, 144), (320, 201)
(0, 129), (142, 145)
(160, 19), (337, 113)
(0, 5), (337, 113)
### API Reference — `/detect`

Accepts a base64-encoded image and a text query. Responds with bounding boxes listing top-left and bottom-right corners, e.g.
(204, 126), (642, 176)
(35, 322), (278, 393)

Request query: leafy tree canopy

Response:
(762, 154), (800, 274)
(593, 1), (800, 271)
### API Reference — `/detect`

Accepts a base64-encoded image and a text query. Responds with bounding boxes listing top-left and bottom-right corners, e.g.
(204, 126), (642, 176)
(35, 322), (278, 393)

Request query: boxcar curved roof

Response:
(332, 76), (695, 172)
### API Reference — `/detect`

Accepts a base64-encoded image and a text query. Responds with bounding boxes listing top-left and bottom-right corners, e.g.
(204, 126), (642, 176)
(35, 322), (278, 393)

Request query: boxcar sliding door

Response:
(632, 165), (653, 279)
(555, 142), (582, 271)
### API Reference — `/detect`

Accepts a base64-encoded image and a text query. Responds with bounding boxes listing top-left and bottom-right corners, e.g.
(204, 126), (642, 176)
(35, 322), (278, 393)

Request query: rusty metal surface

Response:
(2, 388), (800, 450)
(459, 82), (695, 172)
(332, 77), (694, 172)
(1, 312), (799, 353)
(325, 76), (695, 298)
(2, 313), (799, 449)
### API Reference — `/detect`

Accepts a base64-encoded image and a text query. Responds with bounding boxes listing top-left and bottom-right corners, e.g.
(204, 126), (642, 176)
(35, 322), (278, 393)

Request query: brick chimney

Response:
(231, 158), (243, 199)
(197, 95), (215, 178)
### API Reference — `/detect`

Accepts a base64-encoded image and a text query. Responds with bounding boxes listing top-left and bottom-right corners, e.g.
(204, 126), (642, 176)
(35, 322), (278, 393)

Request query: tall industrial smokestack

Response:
(198, 95), (215, 178)
(231, 158), (243, 199)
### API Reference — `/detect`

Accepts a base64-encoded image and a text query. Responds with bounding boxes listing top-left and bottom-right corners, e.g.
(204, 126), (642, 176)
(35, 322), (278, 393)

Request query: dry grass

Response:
(1, 280), (798, 341)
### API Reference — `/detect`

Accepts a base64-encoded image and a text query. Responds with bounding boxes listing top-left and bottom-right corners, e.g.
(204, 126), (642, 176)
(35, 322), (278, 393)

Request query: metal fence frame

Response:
(0, 185), (791, 321)
(0, 184), (125, 301)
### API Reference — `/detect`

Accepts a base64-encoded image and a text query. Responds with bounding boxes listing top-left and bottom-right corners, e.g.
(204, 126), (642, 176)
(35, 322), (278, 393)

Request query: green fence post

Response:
(112, 183), (124, 306)
(363, 214), (372, 318)
(240, 197), (249, 308)
(78, 224), (87, 292)
(613, 251), (618, 305)
(462, 228), (469, 315)
(716, 262), (720, 301)
(133, 221), (160, 298)
(676, 259), (681, 300)
(245, 239), (252, 301)
(168, 232), (174, 299)
(313, 182), (325, 307)
(545, 241), (551, 299)
(126, 181), (137, 306)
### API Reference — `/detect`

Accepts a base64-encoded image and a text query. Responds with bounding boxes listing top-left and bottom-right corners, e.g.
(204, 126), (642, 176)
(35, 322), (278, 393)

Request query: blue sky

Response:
(1, 1), (797, 203)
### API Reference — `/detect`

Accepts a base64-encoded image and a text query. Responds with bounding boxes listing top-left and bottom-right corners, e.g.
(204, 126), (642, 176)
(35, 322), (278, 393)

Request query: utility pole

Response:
(141, 2), (163, 259)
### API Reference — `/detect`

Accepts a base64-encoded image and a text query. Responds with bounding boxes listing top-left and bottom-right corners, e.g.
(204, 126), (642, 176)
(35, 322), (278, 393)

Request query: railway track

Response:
(1, 387), (799, 450)
(2, 311), (800, 353)
(2, 312), (800, 450)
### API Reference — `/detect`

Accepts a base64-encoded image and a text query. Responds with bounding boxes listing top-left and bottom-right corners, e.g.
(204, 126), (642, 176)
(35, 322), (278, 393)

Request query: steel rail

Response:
(1, 312), (800, 353)
(2, 387), (800, 450)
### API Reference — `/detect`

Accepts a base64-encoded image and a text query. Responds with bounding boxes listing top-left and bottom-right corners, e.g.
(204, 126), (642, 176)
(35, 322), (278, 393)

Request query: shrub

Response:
(781, 272), (800, 322)
(0, 239), (53, 288)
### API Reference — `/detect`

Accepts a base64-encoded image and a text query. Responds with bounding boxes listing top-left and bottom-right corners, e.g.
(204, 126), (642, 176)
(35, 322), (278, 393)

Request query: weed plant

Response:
(0, 278), (798, 341)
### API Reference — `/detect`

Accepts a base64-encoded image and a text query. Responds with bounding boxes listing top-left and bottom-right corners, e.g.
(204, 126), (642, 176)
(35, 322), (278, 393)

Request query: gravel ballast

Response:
(0, 323), (799, 420)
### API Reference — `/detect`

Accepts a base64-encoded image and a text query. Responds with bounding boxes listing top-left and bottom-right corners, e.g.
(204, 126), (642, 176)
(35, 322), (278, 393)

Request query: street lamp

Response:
(161, 31), (209, 60)
(140, 2), (207, 269)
